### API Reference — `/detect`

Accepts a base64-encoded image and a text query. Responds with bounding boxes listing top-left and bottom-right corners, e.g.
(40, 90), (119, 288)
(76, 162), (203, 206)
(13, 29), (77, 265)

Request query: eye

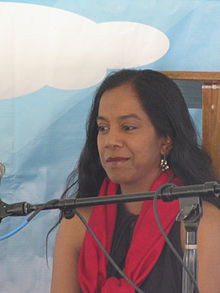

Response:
(97, 125), (109, 133)
(122, 125), (137, 131)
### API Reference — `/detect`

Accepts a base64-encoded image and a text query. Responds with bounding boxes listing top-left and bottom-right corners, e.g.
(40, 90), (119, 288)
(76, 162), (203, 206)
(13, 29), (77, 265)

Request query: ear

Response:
(160, 136), (173, 155)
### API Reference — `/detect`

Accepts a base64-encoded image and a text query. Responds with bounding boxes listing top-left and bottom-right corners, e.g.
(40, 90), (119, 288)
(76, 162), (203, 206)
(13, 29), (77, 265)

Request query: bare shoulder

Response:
(195, 201), (220, 252)
(56, 206), (93, 251)
(198, 200), (220, 236)
(50, 206), (93, 293)
(197, 201), (220, 292)
(180, 200), (220, 243)
(180, 200), (220, 248)
(180, 201), (220, 293)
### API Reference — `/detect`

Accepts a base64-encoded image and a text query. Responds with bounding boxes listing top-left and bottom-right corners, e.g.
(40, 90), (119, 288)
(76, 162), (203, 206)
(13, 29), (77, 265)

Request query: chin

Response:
(107, 174), (132, 185)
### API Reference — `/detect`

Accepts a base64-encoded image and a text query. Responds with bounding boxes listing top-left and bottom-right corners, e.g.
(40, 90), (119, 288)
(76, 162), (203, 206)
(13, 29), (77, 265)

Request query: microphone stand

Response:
(177, 196), (202, 293)
(0, 181), (220, 293)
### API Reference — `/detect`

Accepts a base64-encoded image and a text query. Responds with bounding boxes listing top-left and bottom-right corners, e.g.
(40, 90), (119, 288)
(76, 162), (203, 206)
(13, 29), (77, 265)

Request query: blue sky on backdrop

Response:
(0, 1), (219, 292)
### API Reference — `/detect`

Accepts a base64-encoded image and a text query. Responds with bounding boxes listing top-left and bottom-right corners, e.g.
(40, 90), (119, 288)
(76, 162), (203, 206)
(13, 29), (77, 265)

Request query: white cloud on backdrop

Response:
(0, 2), (169, 99)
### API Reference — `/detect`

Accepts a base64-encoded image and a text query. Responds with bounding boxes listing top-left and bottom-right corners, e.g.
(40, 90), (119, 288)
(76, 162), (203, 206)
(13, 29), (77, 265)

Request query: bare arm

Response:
(181, 201), (220, 293)
(197, 201), (220, 293)
(50, 207), (92, 293)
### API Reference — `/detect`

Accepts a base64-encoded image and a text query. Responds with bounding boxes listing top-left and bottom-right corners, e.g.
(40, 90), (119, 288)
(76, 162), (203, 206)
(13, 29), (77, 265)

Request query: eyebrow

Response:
(97, 114), (142, 122)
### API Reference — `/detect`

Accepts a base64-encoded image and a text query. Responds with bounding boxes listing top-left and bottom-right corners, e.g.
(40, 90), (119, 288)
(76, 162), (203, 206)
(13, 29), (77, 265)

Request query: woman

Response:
(50, 69), (220, 293)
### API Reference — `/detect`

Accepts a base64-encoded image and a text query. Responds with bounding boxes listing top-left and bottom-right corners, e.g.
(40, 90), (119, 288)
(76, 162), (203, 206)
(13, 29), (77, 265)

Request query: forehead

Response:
(98, 84), (146, 116)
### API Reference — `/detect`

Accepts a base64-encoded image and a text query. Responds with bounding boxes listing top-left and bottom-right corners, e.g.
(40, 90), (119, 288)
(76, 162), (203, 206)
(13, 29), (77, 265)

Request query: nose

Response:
(104, 127), (123, 149)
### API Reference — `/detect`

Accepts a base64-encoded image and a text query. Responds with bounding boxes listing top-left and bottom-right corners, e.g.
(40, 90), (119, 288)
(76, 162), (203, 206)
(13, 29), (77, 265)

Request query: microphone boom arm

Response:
(0, 181), (219, 220)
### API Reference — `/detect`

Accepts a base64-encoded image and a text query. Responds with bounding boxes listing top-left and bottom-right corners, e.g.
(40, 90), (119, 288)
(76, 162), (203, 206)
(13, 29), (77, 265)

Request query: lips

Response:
(106, 157), (129, 163)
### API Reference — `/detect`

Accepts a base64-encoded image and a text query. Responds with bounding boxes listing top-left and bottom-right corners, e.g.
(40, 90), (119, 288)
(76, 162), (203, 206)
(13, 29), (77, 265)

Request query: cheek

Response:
(97, 136), (104, 161)
(97, 136), (102, 151)
(136, 138), (162, 161)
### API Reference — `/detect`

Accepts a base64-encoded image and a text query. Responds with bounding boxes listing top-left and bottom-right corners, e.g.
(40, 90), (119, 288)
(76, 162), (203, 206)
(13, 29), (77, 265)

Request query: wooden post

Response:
(202, 83), (220, 177)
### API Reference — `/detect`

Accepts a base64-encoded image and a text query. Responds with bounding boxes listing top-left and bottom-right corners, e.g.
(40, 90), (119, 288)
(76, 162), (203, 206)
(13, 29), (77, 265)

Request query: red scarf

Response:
(78, 171), (181, 292)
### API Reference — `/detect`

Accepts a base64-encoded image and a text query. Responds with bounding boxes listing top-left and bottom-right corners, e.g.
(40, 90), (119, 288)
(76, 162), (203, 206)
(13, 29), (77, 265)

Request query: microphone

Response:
(0, 162), (34, 221)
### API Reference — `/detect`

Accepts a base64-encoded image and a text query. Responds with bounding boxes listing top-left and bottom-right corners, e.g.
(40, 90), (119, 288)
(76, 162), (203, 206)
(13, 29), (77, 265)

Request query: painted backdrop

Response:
(0, 1), (219, 292)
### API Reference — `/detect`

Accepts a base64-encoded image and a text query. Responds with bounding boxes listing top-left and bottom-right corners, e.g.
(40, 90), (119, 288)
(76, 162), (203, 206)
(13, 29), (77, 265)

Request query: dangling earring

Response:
(160, 154), (169, 172)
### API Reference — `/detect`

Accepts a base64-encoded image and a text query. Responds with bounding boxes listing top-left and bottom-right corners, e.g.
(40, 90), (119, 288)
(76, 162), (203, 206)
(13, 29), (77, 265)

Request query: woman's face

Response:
(97, 83), (171, 193)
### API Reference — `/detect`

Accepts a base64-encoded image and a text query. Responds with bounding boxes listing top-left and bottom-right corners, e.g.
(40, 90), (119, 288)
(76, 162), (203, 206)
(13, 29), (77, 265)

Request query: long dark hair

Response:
(62, 69), (219, 207)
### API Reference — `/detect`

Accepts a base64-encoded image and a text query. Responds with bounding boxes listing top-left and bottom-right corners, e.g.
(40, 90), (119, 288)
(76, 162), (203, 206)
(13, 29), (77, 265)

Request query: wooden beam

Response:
(161, 71), (220, 82)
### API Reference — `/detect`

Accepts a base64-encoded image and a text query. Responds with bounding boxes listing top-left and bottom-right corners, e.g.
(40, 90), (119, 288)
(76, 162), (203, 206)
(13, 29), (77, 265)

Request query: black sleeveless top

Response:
(107, 204), (183, 293)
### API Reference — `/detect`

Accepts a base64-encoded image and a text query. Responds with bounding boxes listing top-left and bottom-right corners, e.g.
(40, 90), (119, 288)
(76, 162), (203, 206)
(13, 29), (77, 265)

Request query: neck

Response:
(123, 201), (144, 215)
(119, 169), (162, 215)
(120, 169), (162, 195)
